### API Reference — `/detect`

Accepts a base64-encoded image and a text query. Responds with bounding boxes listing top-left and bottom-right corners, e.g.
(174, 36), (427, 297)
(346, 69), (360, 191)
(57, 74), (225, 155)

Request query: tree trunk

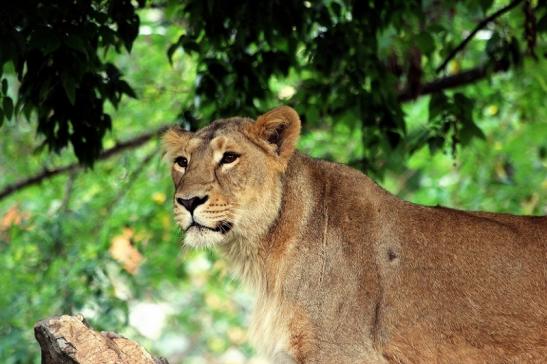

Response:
(34, 314), (169, 364)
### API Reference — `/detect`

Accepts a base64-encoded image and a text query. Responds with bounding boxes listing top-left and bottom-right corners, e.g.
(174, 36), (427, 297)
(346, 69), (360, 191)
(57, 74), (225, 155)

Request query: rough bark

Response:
(34, 315), (169, 364)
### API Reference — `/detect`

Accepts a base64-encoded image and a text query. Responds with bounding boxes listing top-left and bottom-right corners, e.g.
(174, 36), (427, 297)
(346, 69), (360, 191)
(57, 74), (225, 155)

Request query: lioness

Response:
(163, 106), (547, 363)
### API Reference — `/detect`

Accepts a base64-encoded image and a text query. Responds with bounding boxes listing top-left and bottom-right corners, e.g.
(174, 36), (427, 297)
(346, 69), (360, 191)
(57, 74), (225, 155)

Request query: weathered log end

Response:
(34, 314), (169, 364)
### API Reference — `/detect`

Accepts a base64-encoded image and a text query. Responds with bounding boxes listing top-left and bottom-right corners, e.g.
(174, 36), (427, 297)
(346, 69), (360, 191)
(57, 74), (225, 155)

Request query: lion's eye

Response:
(174, 156), (188, 168)
(220, 152), (239, 165)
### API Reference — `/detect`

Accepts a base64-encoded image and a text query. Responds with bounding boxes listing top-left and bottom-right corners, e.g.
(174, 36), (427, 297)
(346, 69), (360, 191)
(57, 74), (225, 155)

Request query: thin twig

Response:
(435, 0), (524, 74)
(101, 147), (159, 219)
(0, 125), (169, 201)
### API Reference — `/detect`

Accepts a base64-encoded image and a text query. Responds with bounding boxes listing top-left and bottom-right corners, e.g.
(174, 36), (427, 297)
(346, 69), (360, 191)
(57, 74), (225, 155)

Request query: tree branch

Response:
(435, 0), (523, 74)
(399, 60), (510, 102)
(0, 126), (168, 201)
(0, 59), (516, 200)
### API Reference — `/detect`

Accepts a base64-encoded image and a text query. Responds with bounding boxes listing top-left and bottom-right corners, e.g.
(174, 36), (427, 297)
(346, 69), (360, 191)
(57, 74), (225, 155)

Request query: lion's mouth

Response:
(187, 221), (233, 234)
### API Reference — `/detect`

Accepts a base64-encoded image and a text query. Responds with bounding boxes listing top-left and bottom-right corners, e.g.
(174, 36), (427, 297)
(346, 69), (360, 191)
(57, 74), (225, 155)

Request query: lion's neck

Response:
(220, 152), (314, 292)
(220, 152), (384, 357)
(221, 234), (267, 291)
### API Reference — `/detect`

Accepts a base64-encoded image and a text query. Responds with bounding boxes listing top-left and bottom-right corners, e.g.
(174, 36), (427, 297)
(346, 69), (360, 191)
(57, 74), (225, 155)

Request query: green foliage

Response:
(0, 0), (144, 165)
(0, 3), (546, 364)
(1, 0), (546, 171)
(426, 91), (485, 154)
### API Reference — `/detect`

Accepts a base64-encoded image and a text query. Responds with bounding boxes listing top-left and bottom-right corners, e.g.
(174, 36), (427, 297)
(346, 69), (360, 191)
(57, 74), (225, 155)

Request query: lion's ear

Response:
(251, 106), (301, 162)
(162, 127), (191, 159)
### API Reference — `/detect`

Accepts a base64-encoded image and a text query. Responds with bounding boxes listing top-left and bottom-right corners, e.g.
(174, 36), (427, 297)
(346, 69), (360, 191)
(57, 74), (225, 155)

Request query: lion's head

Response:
(162, 106), (301, 247)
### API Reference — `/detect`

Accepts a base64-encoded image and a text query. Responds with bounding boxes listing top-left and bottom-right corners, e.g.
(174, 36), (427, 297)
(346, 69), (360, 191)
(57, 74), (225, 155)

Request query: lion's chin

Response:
(183, 226), (226, 248)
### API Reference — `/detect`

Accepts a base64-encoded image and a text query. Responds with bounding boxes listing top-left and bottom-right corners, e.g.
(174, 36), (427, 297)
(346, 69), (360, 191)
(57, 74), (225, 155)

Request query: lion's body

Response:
(163, 106), (547, 363)
(250, 152), (547, 363)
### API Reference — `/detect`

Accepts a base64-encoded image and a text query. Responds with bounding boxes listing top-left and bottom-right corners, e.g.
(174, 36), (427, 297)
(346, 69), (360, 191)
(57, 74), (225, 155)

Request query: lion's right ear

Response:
(249, 106), (301, 165)
(162, 127), (191, 159)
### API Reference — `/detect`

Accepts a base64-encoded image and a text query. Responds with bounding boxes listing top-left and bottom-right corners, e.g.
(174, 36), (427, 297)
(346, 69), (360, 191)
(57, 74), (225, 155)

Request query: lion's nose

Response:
(176, 195), (209, 213)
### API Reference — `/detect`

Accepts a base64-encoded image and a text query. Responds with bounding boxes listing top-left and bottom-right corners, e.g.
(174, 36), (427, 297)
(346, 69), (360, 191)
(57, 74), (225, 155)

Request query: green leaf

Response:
(167, 43), (179, 64)
(64, 34), (88, 57)
(485, 32), (502, 58)
(3, 96), (13, 120)
(305, 106), (319, 124)
(181, 38), (200, 53)
(29, 29), (61, 54)
(429, 92), (448, 121)
(1, 79), (7, 94)
(62, 75), (77, 105)
(428, 24), (446, 34)
(167, 35), (200, 64)
(460, 121), (485, 145)
(453, 92), (474, 125)
(416, 31), (435, 55)
(453, 93), (473, 109)
(427, 135), (445, 154)
(478, 0), (494, 13)
(537, 15), (547, 33)
(119, 14), (140, 51)
(117, 80), (137, 98)
(22, 102), (33, 121)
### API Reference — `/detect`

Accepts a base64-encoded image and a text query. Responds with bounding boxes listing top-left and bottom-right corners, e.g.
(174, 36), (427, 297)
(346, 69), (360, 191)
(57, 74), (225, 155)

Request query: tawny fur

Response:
(163, 106), (547, 364)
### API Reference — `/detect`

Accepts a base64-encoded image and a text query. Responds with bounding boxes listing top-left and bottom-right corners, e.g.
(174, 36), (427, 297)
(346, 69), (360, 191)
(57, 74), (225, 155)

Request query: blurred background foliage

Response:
(0, 0), (546, 363)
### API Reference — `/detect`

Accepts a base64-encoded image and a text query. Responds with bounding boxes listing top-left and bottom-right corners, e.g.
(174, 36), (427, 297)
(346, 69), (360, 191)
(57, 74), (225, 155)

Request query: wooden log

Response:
(34, 314), (169, 364)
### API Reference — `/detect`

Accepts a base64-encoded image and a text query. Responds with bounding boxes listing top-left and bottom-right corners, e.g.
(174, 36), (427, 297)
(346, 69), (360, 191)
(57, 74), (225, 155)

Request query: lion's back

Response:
(377, 202), (547, 362)
(293, 154), (547, 362)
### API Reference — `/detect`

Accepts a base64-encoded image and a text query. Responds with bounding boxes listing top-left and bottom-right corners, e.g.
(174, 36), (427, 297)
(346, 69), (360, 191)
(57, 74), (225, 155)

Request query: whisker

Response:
(202, 209), (231, 214)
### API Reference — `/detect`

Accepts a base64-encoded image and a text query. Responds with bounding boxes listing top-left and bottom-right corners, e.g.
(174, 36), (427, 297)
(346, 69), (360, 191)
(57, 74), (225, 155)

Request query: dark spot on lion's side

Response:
(387, 248), (398, 262)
